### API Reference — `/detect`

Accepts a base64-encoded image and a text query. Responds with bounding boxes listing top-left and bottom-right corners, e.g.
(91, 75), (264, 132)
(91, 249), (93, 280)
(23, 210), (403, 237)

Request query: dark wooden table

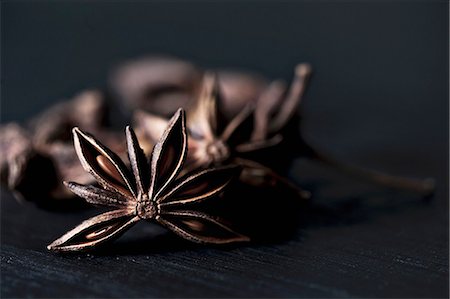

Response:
(1, 1), (448, 298)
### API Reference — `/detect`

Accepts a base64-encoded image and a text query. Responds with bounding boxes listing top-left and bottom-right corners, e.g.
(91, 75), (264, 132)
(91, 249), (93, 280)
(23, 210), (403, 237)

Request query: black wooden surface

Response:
(1, 1), (448, 298)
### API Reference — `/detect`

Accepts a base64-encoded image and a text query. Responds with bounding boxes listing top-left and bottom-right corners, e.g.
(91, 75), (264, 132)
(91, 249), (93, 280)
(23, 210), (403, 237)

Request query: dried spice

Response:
(48, 109), (248, 252)
(0, 123), (34, 190)
(0, 123), (57, 202)
(110, 57), (312, 174)
(134, 67), (312, 196)
(30, 90), (111, 146)
(0, 90), (128, 203)
(214, 69), (269, 120)
(133, 63), (434, 196)
(110, 56), (274, 120)
(2, 56), (434, 211)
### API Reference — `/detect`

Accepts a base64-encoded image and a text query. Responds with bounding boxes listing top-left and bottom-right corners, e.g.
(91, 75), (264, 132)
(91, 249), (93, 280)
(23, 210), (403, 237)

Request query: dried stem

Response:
(308, 148), (435, 196)
(235, 158), (311, 200)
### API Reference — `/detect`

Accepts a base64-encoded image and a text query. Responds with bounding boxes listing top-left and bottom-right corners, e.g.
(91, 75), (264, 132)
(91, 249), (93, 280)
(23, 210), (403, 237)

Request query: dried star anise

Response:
(0, 123), (58, 202)
(133, 69), (311, 196)
(48, 109), (248, 252)
(0, 90), (128, 204)
(109, 56), (278, 121)
(134, 62), (434, 196)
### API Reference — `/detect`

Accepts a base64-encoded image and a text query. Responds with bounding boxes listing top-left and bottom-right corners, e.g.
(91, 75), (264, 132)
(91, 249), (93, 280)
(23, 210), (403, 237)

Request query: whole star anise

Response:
(47, 109), (248, 252)
(133, 69), (311, 196)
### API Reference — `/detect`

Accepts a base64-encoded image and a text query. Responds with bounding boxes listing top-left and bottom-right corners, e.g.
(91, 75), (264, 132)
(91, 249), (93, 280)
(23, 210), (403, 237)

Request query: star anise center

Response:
(206, 139), (230, 164)
(136, 194), (158, 219)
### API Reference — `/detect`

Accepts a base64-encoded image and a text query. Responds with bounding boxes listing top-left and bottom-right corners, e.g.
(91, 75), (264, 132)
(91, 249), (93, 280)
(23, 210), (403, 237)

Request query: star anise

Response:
(0, 90), (129, 204)
(133, 69), (311, 196)
(47, 109), (248, 252)
(135, 64), (434, 196)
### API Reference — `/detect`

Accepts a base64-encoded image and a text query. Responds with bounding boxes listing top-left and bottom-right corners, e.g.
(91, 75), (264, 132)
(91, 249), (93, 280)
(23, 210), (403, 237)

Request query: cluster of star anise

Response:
(1, 56), (316, 205)
(1, 56), (434, 252)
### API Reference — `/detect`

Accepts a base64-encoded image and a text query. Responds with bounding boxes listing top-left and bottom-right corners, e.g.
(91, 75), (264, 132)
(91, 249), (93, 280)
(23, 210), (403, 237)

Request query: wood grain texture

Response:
(1, 168), (448, 298)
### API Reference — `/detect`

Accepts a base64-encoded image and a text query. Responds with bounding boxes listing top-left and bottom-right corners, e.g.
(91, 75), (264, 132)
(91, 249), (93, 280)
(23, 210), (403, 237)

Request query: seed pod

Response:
(1, 91), (128, 205)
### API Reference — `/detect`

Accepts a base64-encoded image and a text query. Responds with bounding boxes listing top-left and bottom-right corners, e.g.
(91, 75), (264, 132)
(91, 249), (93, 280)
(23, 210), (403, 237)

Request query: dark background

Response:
(1, 1), (448, 298)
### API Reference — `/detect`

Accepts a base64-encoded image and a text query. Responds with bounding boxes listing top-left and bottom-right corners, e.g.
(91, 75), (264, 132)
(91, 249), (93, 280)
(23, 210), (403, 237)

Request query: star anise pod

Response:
(47, 109), (248, 252)
(0, 90), (129, 204)
(133, 68), (311, 195)
(110, 55), (293, 123)
(0, 123), (57, 203)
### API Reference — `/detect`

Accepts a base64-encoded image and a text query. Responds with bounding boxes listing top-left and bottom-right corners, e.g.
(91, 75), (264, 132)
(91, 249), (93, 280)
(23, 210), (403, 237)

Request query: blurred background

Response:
(1, 1), (448, 298)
